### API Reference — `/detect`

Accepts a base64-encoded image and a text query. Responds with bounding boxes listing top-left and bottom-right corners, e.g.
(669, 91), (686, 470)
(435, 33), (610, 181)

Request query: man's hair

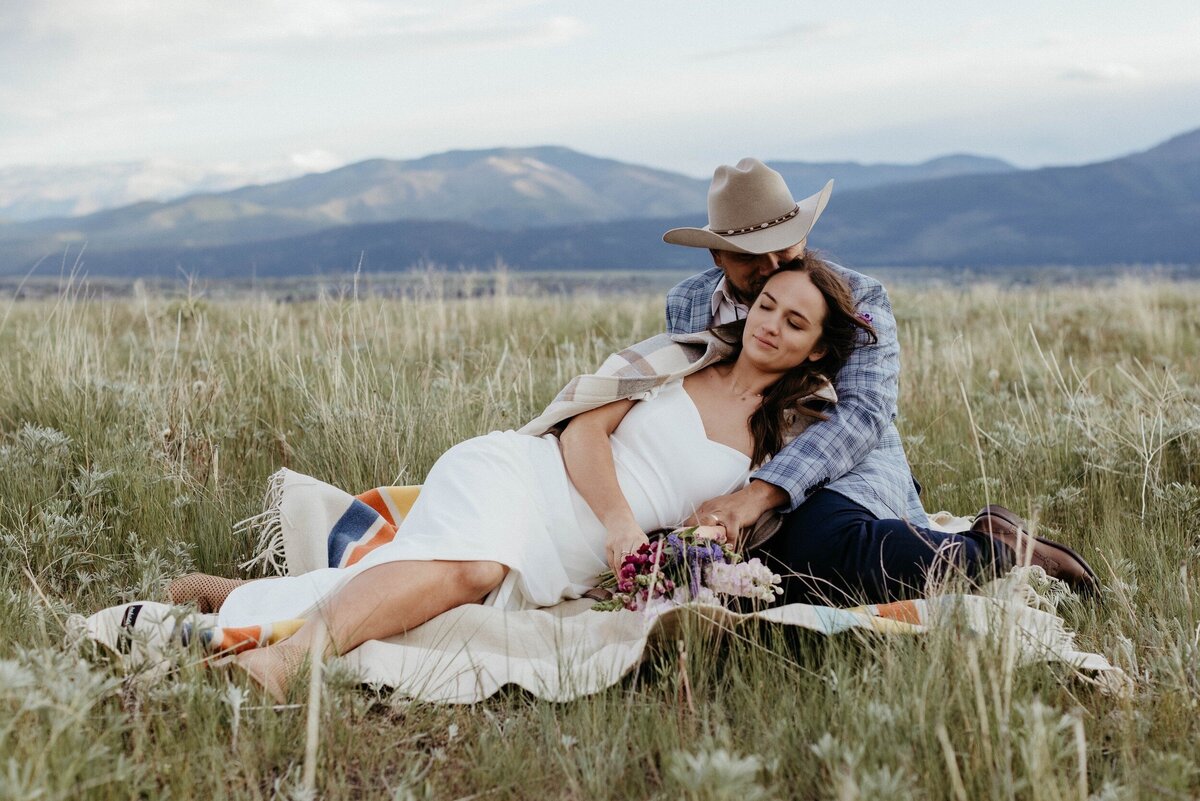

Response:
(716, 253), (877, 467)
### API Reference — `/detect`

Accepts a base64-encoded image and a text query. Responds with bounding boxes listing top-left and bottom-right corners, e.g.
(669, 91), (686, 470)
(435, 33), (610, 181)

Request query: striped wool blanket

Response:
(517, 324), (835, 446)
(78, 471), (1129, 703)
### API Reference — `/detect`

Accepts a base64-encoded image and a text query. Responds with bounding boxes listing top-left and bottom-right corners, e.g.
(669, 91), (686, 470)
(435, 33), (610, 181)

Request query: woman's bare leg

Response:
(233, 559), (507, 701)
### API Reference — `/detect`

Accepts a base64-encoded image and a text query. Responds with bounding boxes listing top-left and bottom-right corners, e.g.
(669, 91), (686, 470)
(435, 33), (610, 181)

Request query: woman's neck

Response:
(721, 357), (778, 399)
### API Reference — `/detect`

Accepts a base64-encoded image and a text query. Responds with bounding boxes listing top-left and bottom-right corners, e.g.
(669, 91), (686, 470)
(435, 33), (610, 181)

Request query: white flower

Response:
(704, 559), (782, 603)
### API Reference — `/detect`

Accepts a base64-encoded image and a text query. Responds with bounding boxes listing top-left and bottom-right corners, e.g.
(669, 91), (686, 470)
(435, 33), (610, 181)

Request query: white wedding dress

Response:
(219, 379), (751, 626)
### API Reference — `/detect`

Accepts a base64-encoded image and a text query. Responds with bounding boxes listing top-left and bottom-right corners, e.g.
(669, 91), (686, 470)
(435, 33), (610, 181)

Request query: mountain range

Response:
(1, 129), (1196, 275)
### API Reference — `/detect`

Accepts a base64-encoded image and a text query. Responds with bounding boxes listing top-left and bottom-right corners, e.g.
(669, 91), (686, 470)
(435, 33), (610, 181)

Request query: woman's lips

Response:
(752, 334), (777, 350)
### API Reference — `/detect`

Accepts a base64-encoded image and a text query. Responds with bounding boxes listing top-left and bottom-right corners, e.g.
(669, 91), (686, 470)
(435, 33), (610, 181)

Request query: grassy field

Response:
(1, 275), (1198, 800)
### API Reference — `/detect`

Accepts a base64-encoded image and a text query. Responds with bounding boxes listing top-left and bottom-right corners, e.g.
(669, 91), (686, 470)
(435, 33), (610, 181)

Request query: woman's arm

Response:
(558, 399), (647, 574)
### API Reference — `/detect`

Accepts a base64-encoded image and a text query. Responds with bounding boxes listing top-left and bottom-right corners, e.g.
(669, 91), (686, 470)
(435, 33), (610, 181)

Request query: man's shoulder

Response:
(825, 257), (883, 292)
(667, 267), (723, 300)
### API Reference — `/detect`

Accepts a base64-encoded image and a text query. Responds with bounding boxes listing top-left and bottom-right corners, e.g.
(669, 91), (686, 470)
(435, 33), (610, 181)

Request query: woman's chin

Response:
(739, 348), (774, 372)
(744, 338), (781, 363)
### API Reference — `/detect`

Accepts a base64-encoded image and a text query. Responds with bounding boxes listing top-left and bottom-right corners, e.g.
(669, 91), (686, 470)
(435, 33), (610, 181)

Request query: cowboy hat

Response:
(663, 158), (833, 254)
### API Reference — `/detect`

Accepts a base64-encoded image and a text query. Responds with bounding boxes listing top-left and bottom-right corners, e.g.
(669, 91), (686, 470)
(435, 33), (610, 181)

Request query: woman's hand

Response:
(605, 522), (649, 575)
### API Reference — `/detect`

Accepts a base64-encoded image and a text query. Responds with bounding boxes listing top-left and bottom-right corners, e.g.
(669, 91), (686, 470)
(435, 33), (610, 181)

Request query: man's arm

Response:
(665, 285), (687, 335)
(665, 268), (721, 335)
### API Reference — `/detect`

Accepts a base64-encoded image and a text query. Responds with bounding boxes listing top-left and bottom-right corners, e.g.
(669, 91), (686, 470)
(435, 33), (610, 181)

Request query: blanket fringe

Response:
(984, 565), (1071, 613)
(235, 468), (289, 577)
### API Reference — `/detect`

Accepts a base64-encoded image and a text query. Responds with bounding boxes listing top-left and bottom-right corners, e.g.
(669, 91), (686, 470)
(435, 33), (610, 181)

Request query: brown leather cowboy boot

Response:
(971, 505), (1099, 593)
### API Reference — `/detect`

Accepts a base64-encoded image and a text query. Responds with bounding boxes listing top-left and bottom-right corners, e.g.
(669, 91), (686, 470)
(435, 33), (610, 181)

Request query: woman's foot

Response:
(233, 643), (306, 704)
(167, 573), (248, 613)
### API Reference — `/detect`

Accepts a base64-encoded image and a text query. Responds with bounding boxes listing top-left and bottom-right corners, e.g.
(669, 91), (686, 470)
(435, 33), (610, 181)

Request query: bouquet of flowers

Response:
(594, 526), (783, 612)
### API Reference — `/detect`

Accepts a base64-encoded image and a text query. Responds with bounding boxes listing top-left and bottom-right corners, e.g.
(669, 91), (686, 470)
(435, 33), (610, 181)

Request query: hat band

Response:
(714, 204), (800, 236)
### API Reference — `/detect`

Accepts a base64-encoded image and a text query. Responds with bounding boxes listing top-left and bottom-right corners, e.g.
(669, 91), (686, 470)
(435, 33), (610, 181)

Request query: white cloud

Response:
(0, 0), (585, 162)
(4, 0), (579, 47)
(0, 2), (1197, 173)
(1059, 63), (1143, 82)
(289, 150), (344, 173)
(396, 12), (585, 50)
(692, 21), (854, 60)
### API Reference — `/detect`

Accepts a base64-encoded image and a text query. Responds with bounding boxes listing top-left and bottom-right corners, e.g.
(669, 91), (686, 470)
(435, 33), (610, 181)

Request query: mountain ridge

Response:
(1, 145), (1020, 231)
(1, 128), (1197, 274)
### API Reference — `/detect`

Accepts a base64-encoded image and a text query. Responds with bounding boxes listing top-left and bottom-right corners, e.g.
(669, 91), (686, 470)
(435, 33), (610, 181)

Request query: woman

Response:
(174, 257), (874, 700)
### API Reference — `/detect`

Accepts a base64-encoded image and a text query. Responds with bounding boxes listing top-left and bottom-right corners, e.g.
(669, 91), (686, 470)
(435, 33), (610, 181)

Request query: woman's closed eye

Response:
(787, 314), (812, 329)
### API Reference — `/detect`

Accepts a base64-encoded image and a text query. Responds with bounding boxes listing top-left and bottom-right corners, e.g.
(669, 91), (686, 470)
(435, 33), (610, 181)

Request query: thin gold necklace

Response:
(722, 366), (762, 399)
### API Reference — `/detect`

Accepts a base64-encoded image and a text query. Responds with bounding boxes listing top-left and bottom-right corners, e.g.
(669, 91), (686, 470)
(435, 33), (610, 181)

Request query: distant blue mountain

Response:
(1, 130), (1197, 274)
(768, 154), (1015, 194)
(816, 127), (1200, 265)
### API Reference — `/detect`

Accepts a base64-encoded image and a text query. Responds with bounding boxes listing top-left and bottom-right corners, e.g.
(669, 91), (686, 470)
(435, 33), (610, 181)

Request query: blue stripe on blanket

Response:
(328, 500), (381, 568)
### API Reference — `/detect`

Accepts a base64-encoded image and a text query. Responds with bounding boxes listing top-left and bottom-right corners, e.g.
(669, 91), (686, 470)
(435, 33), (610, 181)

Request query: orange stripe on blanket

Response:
(871, 600), (921, 625)
(345, 519), (399, 567)
(215, 625), (267, 654)
(211, 619), (306, 655)
(358, 488), (397, 526)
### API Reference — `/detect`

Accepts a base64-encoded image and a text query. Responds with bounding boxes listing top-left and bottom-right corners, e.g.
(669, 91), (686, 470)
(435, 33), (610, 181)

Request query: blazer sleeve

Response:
(665, 281), (690, 335)
(750, 267), (900, 511)
(665, 268), (719, 335)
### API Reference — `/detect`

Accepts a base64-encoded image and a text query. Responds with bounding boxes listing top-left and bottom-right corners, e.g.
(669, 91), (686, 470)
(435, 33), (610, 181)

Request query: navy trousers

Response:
(753, 490), (1007, 606)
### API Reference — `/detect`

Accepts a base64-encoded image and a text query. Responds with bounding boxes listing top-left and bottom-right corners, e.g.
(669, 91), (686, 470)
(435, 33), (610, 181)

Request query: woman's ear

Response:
(806, 344), (828, 363)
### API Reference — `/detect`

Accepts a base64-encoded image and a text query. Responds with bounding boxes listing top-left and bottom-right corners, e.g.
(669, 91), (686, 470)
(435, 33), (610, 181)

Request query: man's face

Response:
(710, 243), (807, 304)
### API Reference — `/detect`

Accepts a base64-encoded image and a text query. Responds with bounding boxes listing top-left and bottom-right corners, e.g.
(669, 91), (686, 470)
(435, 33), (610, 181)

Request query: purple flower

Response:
(665, 533), (685, 564)
(688, 559), (701, 598)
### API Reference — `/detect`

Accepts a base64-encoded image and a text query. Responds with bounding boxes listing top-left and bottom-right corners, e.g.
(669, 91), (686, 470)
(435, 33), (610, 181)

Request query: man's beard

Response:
(728, 278), (765, 306)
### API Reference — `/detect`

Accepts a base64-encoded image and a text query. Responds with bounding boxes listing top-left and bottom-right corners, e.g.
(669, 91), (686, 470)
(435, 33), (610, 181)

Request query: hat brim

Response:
(663, 179), (833, 254)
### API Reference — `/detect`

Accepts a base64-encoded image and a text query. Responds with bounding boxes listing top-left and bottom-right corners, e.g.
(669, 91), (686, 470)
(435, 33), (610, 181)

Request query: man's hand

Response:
(604, 521), (650, 575)
(685, 480), (789, 549)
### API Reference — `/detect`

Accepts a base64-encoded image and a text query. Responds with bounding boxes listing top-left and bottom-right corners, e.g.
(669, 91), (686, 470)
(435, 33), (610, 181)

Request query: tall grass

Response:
(0, 275), (1197, 799)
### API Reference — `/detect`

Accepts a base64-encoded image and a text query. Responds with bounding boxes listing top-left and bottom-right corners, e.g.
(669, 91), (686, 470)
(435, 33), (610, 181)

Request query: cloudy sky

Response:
(3, 0), (1199, 177)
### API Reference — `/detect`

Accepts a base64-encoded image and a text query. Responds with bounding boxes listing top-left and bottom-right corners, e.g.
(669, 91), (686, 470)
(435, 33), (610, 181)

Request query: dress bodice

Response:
(602, 379), (751, 532)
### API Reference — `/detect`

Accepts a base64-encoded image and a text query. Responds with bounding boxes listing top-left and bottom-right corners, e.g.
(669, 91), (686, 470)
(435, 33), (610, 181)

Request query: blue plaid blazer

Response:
(665, 265), (929, 526)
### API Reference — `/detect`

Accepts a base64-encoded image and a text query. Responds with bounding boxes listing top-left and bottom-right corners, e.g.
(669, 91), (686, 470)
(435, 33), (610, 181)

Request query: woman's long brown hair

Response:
(716, 254), (877, 467)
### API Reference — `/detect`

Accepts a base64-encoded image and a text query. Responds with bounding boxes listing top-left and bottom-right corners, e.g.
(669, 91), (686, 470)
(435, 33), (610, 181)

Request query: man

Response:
(663, 158), (1096, 602)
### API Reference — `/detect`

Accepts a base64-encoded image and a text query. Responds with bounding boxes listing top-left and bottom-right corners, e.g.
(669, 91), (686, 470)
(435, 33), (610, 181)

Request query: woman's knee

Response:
(449, 560), (507, 598)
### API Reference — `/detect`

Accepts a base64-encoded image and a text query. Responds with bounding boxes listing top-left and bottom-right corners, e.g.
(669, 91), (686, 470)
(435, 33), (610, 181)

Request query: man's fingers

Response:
(686, 508), (729, 530)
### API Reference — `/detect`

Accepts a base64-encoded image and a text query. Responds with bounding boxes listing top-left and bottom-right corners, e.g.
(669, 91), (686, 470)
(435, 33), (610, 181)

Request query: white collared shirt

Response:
(710, 275), (749, 325)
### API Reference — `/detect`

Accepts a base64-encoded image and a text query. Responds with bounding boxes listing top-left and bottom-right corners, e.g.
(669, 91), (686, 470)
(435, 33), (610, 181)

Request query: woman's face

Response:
(742, 269), (829, 373)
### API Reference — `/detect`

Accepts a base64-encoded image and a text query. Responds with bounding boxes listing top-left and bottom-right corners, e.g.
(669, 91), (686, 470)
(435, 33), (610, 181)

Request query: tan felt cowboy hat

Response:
(663, 158), (833, 255)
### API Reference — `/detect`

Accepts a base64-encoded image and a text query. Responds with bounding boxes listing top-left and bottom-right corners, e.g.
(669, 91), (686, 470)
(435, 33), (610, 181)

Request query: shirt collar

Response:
(710, 275), (748, 319)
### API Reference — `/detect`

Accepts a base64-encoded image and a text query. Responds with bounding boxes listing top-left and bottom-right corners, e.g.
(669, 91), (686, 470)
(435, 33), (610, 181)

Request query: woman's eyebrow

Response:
(762, 290), (811, 323)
